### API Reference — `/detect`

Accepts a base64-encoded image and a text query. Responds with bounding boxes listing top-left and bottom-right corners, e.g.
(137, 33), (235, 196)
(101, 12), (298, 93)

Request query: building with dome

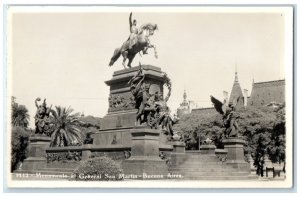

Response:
(177, 90), (191, 118)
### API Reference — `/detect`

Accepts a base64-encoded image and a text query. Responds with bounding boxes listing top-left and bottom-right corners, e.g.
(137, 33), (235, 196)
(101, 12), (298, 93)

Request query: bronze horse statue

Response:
(109, 23), (158, 68)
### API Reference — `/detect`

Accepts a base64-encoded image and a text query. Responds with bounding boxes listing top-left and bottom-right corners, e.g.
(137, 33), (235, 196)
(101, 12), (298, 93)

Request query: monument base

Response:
(223, 137), (250, 173)
(21, 157), (47, 171)
(170, 141), (185, 153)
(21, 135), (51, 171)
(122, 157), (168, 178)
(122, 128), (168, 179)
(168, 141), (186, 168)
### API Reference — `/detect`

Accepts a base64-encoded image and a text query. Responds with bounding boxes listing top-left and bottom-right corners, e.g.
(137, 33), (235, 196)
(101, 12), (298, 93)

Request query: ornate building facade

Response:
(191, 70), (285, 115)
(247, 79), (285, 107)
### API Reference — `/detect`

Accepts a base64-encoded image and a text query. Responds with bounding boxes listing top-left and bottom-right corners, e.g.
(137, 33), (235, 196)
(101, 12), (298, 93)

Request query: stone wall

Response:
(191, 107), (216, 115)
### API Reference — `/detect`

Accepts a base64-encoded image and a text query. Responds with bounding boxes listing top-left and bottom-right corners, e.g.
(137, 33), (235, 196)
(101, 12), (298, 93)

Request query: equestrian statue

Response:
(109, 12), (158, 68)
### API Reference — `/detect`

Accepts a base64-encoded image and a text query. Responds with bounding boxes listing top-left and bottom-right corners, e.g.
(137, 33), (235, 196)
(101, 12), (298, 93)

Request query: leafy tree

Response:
(10, 97), (31, 172)
(11, 127), (30, 172)
(173, 111), (224, 149)
(237, 106), (276, 164)
(79, 115), (101, 129)
(11, 97), (30, 128)
(78, 115), (101, 142)
(239, 105), (286, 165)
(268, 104), (286, 164)
(49, 106), (83, 147)
(174, 105), (286, 166)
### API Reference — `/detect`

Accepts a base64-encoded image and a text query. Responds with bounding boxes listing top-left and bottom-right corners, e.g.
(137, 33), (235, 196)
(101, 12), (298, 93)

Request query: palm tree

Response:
(50, 106), (83, 147)
(11, 98), (30, 128)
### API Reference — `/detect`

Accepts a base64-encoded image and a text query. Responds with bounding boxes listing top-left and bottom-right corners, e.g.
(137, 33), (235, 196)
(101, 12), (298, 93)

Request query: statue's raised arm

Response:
(35, 97), (41, 108)
(129, 12), (133, 31)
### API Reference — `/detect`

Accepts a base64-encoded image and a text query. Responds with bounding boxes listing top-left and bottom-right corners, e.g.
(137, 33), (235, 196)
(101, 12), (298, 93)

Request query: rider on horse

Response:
(128, 12), (138, 50)
(109, 13), (158, 68)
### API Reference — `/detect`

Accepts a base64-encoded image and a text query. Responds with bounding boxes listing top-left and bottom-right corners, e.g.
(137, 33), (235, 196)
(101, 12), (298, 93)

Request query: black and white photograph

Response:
(5, 5), (294, 189)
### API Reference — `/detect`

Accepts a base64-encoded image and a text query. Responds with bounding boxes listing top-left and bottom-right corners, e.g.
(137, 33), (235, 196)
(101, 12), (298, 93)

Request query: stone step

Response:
(182, 161), (223, 166)
(177, 161), (226, 166)
(184, 157), (221, 162)
(185, 154), (219, 158)
(167, 165), (228, 169)
(180, 161), (224, 165)
(185, 158), (222, 163)
(172, 175), (258, 180)
(169, 167), (236, 172)
(174, 171), (251, 177)
(172, 168), (249, 173)
(172, 166), (229, 170)
(169, 167), (238, 172)
(186, 152), (215, 155)
(170, 168), (244, 173)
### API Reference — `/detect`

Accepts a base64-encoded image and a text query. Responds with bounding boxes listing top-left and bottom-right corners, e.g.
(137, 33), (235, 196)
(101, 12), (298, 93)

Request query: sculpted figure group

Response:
(210, 96), (240, 138)
(128, 66), (177, 137)
(34, 97), (52, 136)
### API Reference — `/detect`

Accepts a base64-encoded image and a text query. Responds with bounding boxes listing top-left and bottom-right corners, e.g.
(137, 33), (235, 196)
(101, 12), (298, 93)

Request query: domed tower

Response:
(177, 89), (190, 118)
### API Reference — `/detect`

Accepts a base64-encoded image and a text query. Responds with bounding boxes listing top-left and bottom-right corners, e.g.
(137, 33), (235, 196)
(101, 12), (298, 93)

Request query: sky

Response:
(8, 7), (288, 128)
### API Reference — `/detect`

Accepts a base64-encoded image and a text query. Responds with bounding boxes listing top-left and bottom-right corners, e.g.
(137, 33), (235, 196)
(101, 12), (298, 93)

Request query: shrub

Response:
(73, 156), (123, 181)
(11, 126), (30, 172)
(11, 98), (30, 128)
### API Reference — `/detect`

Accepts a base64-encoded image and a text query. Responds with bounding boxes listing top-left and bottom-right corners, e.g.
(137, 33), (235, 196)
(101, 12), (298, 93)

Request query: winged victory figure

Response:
(210, 96), (240, 138)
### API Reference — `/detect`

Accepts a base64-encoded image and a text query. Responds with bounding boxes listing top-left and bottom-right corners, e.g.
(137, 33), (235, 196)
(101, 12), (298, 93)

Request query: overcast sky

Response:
(9, 7), (288, 128)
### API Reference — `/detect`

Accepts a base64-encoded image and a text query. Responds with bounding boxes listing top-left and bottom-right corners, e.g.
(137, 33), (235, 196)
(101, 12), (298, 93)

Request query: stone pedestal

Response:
(21, 135), (51, 171)
(246, 153), (256, 174)
(82, 144), (92, 160)
(223, 138), (250, 172)
(122, 128), (168, 178)
(93, 65), (169, 151)
(200, 144), (216, 155)
(172, 141), (186, 153)
(168, 141), (186, 168)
